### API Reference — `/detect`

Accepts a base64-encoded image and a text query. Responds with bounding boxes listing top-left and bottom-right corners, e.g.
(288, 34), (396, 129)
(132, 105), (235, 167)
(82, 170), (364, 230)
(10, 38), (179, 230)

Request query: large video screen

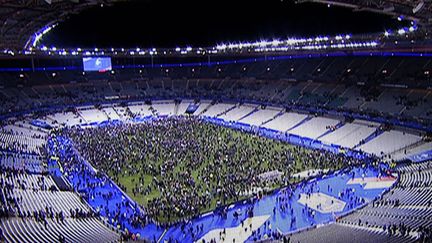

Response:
(83, 57), (112, 72)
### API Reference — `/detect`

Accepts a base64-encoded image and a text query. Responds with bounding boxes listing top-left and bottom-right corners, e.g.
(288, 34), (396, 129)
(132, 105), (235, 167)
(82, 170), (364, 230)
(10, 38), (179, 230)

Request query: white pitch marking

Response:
(297, 192), (346, 213)
(196, 215), (270, 243)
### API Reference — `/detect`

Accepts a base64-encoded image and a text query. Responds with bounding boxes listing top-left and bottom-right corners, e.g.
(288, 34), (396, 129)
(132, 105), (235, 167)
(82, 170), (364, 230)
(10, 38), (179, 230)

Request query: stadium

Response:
(0, 0), (432, 242)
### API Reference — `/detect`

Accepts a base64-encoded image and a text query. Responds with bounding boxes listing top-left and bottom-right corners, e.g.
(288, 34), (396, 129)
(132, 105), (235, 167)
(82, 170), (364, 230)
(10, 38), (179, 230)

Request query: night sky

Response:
(43, 0), (407, 48)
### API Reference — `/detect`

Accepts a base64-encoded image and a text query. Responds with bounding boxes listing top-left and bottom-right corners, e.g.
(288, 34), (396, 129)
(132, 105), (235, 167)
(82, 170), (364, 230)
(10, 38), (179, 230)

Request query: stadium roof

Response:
(0, 0), (124, 50)
(0, 0), (430, 51)
(296, 0), (432, 25)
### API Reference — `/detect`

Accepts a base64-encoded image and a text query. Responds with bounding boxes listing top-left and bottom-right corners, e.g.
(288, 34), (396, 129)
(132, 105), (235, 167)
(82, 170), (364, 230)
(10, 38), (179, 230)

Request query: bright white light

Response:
(31, 24), (57, 47)
(398, 29), (406, 35)
(216, 44), (227, 50)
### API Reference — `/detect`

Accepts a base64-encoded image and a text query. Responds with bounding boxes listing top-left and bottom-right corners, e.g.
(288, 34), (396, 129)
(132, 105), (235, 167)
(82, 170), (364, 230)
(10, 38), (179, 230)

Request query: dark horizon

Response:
(42, 0), (407, 49)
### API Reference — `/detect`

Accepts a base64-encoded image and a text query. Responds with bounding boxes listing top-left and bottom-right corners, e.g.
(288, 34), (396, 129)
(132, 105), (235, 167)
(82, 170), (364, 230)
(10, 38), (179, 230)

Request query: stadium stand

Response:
(200, 102), (237, 117)
(285, 223), (416, 243)
(357, 130), (423, 156)
(0, 1), (431, 240)
(288, 116), (341, 139)
(218, 103), (259, 122)
(336, 161), (432, 240)
(320, 120), (379, 148)
(261, 112), (309, 132)
(239, 106), (283, 126)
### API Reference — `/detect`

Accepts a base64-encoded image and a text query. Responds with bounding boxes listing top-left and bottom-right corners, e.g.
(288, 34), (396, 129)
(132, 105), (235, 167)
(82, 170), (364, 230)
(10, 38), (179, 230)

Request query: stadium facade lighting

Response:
(30, 24), (57, 48)
(26, 26), (418, 57)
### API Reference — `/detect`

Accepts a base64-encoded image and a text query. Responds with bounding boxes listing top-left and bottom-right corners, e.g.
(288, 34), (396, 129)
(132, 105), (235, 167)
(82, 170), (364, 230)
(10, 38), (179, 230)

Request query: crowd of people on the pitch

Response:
(59, 116), (365, 224)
